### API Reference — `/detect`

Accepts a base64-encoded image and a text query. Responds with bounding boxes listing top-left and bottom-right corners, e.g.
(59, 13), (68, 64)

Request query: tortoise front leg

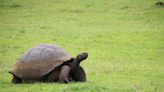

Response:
(58, 65), (71, 83)
(70, 66), (86, 82)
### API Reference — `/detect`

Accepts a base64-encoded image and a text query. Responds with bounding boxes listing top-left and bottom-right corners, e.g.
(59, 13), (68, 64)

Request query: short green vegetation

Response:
(0, 0), (163, 92)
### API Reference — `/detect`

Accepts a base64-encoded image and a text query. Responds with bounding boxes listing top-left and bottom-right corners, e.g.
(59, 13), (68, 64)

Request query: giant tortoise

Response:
(9, 44), (88, 83)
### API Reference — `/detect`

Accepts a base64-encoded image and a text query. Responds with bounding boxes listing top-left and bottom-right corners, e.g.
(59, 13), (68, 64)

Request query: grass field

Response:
(0, 0), (164, 92)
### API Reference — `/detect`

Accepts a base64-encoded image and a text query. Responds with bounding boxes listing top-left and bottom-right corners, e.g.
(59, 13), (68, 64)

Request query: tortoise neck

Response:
(71, 58), (81, 70)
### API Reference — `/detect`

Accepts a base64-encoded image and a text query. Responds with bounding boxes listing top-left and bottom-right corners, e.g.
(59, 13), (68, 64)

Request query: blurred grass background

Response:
(0, 0), (164, 92)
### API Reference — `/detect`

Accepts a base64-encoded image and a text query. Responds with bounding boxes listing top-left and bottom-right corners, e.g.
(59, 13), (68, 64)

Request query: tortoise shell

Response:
(10, 44), (72, 80)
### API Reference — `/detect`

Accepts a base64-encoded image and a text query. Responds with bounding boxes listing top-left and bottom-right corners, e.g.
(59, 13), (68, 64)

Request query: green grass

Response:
(0, 0), (164, 92)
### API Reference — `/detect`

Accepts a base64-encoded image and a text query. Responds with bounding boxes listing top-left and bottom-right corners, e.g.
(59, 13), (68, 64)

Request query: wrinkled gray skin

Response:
(10, 52), (88, 83)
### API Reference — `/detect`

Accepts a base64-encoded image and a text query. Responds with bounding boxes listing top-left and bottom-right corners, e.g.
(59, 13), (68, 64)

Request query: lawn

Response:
(0, 0), (163, 92)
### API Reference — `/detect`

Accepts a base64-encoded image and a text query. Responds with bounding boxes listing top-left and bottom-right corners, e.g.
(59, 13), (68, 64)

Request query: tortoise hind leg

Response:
(12, 74), (22, 84)
(46, 67), (60, 82)
(9, 71), (22, 83)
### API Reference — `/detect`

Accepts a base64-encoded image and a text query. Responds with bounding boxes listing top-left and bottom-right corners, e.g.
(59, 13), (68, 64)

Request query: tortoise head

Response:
(70, 52), (88, 68)
(65, 52), (88, 67)
(76, 52), (88, 62)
